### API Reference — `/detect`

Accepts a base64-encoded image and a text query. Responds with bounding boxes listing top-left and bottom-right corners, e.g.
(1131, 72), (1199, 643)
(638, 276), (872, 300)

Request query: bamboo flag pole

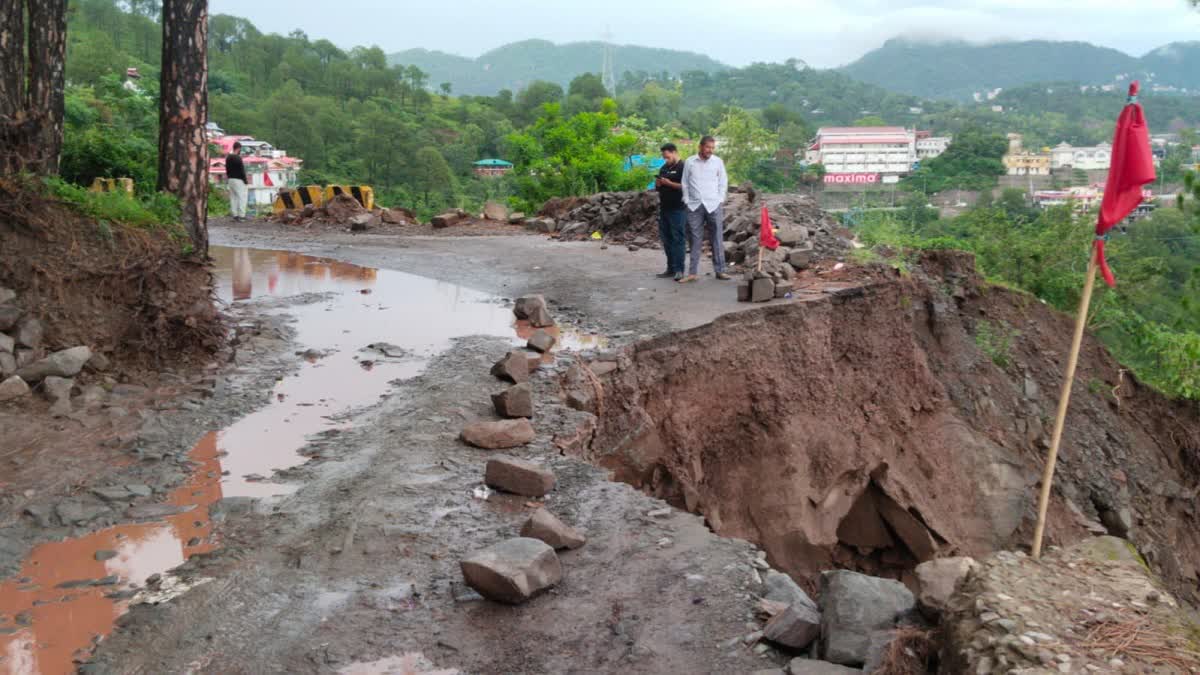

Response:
(1031, 246), (1101, 559)
(756, 246), (764, 272)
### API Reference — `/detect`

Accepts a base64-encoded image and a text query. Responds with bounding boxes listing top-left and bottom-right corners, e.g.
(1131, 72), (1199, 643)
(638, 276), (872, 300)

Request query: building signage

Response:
(823, 173), (880, 185)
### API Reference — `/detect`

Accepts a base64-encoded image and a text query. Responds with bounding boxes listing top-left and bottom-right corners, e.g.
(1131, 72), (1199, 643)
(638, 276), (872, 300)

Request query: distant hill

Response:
(388, 39), (728, 95)
(1141, 42), (1200, 91)
(841, 38), (1142, 100)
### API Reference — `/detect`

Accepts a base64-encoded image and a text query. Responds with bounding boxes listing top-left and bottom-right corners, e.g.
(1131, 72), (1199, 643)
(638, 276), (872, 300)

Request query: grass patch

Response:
(45, 176), (184, 234)
(975, 319), (1019, 368)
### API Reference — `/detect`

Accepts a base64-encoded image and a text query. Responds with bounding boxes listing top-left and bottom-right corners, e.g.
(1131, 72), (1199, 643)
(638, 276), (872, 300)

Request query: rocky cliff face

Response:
(564, 251), (1200, 602)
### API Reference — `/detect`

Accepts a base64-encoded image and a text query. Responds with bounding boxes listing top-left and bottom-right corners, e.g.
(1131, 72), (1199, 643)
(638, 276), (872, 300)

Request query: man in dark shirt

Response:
(225, 141), (248, 221)
(654, 143), (687, 280)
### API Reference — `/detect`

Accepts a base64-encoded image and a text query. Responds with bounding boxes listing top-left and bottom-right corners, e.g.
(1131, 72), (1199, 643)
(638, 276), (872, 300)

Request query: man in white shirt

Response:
(679, 136), (730, 282)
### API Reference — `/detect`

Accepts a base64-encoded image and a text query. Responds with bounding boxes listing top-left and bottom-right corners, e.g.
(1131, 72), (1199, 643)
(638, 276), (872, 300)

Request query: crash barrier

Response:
(88, 177), (134, 195)
(272, 185), (324, 213)
(323, 184), (374, 211)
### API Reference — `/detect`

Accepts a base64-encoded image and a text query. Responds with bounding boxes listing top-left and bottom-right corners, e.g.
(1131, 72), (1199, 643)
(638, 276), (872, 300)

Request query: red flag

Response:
(262, 170), (274, 187)
(759, 206), (779, 251)
(1094, 81), (1156, 287)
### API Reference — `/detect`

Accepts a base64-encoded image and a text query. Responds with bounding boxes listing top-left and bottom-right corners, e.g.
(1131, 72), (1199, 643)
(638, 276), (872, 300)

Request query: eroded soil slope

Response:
(569, 251), (1200, 600)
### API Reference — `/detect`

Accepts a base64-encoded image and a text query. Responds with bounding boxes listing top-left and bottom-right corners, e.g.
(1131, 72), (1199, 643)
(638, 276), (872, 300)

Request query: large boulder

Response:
(485, 455), (556, 497)
(16, 346), (92, 382)
(763, 570), (812, 607)
(460, 419), (535, 449)
(483, 200), (508, 221)
(460, 537), (562, 604)
(914, 556), (978, 618)
(819, 570), (916, 666)
(431, 211), (466, 228)
(490, 351), (530, 383)
(379, 207), (414, 225)
(491, 382), (533, 418)
(0, 375), (30, 402)
(520, 508), (585, 550)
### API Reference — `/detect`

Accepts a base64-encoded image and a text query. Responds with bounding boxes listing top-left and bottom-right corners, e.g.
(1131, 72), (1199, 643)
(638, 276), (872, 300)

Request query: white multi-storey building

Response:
(805, 126), (917, 177)
(1050, 142), (1112, 171)
(916, 136), (952, 160)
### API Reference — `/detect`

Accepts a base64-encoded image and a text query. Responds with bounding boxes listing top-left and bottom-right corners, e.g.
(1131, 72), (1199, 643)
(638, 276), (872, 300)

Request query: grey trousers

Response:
(686, 205), (725, 275)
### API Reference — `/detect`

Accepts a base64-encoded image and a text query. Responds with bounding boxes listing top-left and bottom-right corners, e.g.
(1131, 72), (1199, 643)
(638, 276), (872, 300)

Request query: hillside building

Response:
(916, 135), (952, 160)
(1050, 142), (1112, 171)
(208, 131), (303, 212)
(1003, 134), (1051, 176)
(473, 159), (513, 177)
(805, 126), (918, 182)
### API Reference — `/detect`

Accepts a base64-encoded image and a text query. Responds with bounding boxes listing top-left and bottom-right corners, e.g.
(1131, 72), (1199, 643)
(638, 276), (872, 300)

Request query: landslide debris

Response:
(561, 250), (1200, 607)
(546, 184), (852, 265)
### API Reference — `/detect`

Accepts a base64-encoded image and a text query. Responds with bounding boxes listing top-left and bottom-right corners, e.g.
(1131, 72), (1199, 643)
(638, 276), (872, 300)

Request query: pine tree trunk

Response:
(25, 0), (67, 174)
(158, 0), (209, 257)
(0, 0), (26, 175)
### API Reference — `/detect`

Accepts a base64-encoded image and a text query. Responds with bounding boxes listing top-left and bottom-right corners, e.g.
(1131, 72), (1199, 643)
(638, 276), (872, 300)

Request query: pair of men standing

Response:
(655, 136), (730, 283)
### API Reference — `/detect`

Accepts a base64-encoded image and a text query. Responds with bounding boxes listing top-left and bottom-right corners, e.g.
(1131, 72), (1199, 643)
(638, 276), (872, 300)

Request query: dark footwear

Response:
(656, 270), (675, 278)
(673, 272), (684, 281)
(715, 272), (732, 280)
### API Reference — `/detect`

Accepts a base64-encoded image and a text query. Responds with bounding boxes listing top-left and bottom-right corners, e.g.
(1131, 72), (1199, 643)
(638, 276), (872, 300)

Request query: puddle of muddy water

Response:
(0, 247), (605, 675)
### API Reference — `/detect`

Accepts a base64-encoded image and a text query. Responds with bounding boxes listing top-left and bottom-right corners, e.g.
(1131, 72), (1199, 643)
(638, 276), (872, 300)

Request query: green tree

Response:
(853, 115), (888, 127)
(713, 108), (777, 182)
(411, 146), (456, 207)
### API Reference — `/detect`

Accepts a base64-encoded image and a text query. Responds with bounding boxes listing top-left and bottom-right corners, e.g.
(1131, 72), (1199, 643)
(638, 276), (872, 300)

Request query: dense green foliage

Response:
(902, 128), (1007, 193)
(388, 40), (727, 97)
(841, 37), (1200, 100)
(854, 192), (1200, 400)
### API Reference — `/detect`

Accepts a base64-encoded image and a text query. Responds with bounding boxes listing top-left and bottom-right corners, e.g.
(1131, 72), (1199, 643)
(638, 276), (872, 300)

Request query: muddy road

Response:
(1, 228), (794, 674)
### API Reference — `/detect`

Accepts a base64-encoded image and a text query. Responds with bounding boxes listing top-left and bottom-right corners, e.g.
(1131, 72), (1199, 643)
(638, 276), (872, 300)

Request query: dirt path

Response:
(2, 229), (829, 674)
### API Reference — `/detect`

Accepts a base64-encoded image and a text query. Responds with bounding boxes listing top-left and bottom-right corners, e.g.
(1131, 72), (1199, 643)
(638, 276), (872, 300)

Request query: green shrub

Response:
(975, 319), (1019, 368)
(45, 177), (183, 234)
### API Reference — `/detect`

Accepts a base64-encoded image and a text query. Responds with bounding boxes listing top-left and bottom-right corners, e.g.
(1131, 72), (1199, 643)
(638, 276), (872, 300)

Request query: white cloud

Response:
(209, 0), (1200, 68)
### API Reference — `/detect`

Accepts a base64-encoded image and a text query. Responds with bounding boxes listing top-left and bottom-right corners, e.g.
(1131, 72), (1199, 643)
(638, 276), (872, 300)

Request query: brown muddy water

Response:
(0, 247), (604, 674)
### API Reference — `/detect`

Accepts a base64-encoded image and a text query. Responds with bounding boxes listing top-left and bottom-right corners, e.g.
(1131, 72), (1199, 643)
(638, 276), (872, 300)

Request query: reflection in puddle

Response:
(0, 247), (605, 674)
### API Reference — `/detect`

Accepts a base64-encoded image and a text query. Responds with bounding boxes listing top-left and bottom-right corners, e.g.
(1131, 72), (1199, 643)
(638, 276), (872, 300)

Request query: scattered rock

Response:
(520, 508), (585, 550)
(491, 383), (533, 418)
(92, 486), (135, 502)
(0, 375), (30, 402)
(524, 351), (543, 373)
(78, 384), (108, 409)
(431, 211), (466, 228)
(14, 316), (43, 349)
(751, 278), (774, 303)
(483, 201), (508, 221)
(915, 556), (978, 618)
(737, 281), (751, 302)
(789, 249), (812, 270)
(508, 212), (526, 224)
(527, 305), (555, 328)
(379, 207), (413, 225)
(460, 419), (536, 449)
(94, 550), (118, 561)
(42, 375), (73, 402)
(763, 600), (821, 649)
(819, 570), (916, 666)
(0, 332), (13, 354)
(787, 660), (862, 675)
(460, 537), (562, 604)
(125, 503), (194, 519)
(0, 305), (21, 331)
(0, 287), (14, 304)
(564, 388), (593, 413)
(513, 295), (547, 320)
(55, 500), (111, 526)
(348, 212), (379, 231)
(527, 329), (556, 353)
(490, 351), (530, 384)
(15, 346), (92, 382)
(0, 351), (15, 377)
(485, 455), (556, 497)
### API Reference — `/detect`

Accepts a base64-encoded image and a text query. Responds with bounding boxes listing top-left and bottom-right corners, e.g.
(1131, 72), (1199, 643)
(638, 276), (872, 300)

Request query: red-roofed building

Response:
(208, 131), (303, 212)
(805, 126), (918, 180)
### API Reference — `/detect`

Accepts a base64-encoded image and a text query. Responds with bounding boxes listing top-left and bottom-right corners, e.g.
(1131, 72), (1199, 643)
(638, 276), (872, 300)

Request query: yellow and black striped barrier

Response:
(272, 185), (324, 213)
(88, 177), (134, 195)
(323, 185), (374, 211)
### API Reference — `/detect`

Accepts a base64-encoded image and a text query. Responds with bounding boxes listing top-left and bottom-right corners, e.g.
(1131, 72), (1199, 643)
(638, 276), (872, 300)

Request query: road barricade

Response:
(323, 185), (374, 211)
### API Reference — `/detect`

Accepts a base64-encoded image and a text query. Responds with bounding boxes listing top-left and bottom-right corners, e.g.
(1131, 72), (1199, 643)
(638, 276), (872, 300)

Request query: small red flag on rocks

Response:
(759, 206), (780, 251)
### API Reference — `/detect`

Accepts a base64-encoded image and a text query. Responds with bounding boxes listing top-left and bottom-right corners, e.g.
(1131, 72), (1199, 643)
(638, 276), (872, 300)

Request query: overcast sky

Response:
(209, 0), (1200, 68)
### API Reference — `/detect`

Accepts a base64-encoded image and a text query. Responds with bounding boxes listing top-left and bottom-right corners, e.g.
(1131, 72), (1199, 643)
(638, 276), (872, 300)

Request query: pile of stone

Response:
(543, 184), (850, 267)
(268, 194), (418, 230)
(941, 537), (1200, 673)
(456, 294), (590, 605)
(0, 286), (102, 413)
(752, 568), (925, 672)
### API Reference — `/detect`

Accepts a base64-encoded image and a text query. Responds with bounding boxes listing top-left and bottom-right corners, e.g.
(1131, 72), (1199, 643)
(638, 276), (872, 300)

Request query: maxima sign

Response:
(824, 173), (881, 185)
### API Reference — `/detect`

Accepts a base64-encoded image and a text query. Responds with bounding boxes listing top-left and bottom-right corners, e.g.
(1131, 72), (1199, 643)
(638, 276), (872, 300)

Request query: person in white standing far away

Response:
(679, 135), (730, 283)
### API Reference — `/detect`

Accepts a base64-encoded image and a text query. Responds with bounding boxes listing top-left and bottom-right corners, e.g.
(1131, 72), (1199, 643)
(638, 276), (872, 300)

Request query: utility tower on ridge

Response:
(601, 28), (616, 94)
